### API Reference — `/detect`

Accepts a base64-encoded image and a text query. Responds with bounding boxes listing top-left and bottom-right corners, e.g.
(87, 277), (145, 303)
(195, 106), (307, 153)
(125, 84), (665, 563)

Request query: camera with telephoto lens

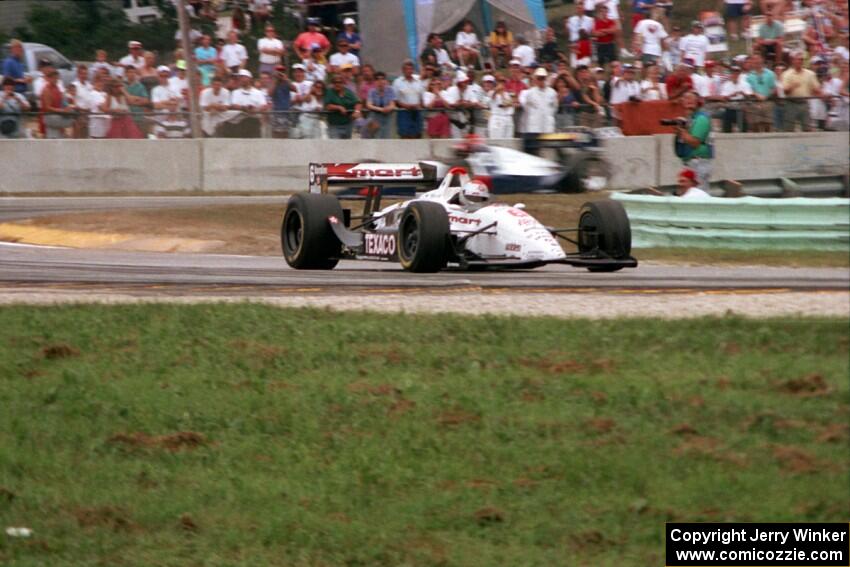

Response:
(660, 117), (687, 127)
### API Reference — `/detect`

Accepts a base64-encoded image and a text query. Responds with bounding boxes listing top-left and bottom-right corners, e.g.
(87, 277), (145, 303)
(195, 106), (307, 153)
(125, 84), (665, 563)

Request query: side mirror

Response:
(514, 203), (526, 210)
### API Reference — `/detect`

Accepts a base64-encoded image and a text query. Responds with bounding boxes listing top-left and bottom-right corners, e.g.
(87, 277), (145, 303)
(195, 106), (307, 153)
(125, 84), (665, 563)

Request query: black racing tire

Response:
(281, 193), (343, 270)
(397, 201), (450, 273)
(559, 156), (610, 193)
(578, 200), (631, 272)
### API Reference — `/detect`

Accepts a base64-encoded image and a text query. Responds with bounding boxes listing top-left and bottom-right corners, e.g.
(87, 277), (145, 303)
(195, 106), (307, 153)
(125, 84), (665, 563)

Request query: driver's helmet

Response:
(459, 180), (491, 210)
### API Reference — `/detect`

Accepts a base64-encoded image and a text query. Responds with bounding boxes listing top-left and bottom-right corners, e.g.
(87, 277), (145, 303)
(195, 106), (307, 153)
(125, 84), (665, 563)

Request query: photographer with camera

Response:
(667, 90), (713, 191)
(1, 77), (30, 138)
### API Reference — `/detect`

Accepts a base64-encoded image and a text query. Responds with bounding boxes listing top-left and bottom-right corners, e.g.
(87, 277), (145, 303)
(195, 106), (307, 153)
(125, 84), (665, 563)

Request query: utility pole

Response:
(176, 0), (201, 138)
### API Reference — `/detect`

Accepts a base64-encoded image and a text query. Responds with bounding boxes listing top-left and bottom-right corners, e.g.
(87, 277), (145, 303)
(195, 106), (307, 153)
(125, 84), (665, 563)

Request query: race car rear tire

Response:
(281, 193), (343, 270)
(560, 156), (610, 193)
(578, 200), (631, 272)
(397, 202), (449, 273)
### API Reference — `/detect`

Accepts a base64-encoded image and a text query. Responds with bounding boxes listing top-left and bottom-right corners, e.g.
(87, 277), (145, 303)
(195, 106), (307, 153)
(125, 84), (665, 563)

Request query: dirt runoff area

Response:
(0, 194), (847, 268)
(0, 195), (601, 257)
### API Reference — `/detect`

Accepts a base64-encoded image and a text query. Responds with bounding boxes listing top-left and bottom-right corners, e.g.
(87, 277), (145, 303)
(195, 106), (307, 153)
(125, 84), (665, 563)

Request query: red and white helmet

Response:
(459, 180), (491, 210)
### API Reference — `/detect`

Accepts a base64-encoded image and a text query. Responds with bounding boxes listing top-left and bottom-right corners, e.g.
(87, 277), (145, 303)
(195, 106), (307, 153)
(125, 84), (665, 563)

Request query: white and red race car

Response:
(281, 164), (636, 273)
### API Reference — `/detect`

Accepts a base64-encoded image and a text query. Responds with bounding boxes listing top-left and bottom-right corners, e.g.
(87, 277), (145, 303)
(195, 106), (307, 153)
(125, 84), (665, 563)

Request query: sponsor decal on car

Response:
(449, 215), (482, 226)
(327, 164), (423, 180)
(364, 233), (397, 257)
(505, 243), (521, 252)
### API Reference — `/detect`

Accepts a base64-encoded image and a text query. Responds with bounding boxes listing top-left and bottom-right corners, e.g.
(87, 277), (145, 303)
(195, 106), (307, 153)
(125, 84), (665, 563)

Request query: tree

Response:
(15, 0), (178, 62)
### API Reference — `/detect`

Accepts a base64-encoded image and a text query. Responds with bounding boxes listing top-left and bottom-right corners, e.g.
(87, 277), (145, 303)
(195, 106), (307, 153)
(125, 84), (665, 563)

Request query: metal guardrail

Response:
(612, 193), (850, 251)
(3, 94), (846, 139)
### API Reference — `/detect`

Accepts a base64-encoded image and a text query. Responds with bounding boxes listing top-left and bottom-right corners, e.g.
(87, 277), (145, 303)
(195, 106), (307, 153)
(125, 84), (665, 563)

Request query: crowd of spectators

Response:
(1, 0), (848, 140)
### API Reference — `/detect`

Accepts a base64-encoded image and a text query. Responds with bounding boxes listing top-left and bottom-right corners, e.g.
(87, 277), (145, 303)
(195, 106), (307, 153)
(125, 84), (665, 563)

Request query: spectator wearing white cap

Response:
(151, 66), (181, 111)
(118, 41), (145, 77)
(609, 63), (642, 105)
(221, 31), (248, 73)
(337, 17), (362, 56)
(329, 38), (360, 74)
(519, 67), (557, 135)
(442, 71), (486, 137)
(679, 21), (710, 69)
(258, 25), (285, 75)
(291, 64), (314, 108)
(512, 35), (536, 68)
(485, 74), (516, 138)
(225, 69), (268, 137)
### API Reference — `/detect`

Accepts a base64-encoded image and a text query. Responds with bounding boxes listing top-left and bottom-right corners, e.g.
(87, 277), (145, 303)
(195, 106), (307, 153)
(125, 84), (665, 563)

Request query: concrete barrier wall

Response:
(657, 131), (850, 187)
(1, 132), (846, 193)
(0, 139), (202, 193)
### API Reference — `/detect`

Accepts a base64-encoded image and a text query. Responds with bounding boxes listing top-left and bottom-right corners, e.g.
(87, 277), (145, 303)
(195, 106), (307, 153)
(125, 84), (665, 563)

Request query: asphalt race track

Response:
(1, 197), (848, 293)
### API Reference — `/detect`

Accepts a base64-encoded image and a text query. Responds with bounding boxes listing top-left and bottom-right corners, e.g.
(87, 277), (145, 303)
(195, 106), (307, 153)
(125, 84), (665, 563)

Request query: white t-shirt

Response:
(681, 187), (710, 199)
(329, 52), (360, 69)
(566, 15), (595, 42)
(118, 54), (145, 71)
(302, 59), (326, 83)
(519, 86), (557, 133)
(634, 18), (668, 57)
(639, 80), (667, 100)
(200, 86), (230, 109)
(720, 75), (752, 99)
(151, 84), (181, 105)
(220, 43), (248, 68)
(455, 31), (479, 49)
(86, 89), (110, 138)
(512, 44), (536, 67)
(609, 79), (642, 104)
(392, 76), (424, 106)
(835, 46), (849, 62)
(488, 91), (515, 117)
(679, 34), (710, 67)
(230, 87), (267, 109)
(72, 80), (93, 106)
(257, 37), (284, 65)
(292, 79), (314, 107)
(690, 73), (712, 98)
(168, 76), (188, 94)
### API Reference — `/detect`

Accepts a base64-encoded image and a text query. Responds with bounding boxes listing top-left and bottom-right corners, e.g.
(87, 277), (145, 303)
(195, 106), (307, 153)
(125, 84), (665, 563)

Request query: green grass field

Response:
(0, 305), (847, 566)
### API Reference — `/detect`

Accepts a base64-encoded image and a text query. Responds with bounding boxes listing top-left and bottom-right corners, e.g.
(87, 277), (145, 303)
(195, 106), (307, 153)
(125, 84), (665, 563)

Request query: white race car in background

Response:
(281, 166), (636, 273)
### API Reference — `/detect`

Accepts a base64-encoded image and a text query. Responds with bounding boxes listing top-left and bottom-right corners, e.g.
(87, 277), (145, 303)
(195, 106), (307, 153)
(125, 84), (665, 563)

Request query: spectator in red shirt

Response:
(41, 70), (75, 138)
(592, 4), (620, 66)
(294, 18), (330, 62)
(666, 63), (695, 100)
(504, 59), (528, 96)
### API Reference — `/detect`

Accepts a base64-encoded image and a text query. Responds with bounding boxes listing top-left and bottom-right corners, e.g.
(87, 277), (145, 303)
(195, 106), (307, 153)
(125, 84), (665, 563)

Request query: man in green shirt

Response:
(674, 90), (713, 191)
(124, 66), (151, 134)
(756, 13), (784, 65)
(324, 75), (362, 139)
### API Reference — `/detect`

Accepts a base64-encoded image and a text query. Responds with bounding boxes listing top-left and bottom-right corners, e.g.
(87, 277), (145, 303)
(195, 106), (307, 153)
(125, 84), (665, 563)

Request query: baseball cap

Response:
(156, 65), (171, 74)
(238, 69), (252, 78)
(691, 20), (703, 28)
(292, 63), (306, 71)
(340, 63), (353, 70)
(623, 63), (636, 71)
(128, 40), (142, 48)
(275, 64), (287, 72)
(456, 71), (470, 83)
(307, 17), (321, 26)
(509, 58), (521, 66)
(176, 60), (186, 70)
(482, 74), (496, 82)
(705, 60), (717, 68)
(593, 66), (604, 73)
(679, 168), (697, 182)
(533, 67), (548, 77)
(730, 65), (742, 72)
(343, 17), (355, 25)
(811, 55), (826, 64)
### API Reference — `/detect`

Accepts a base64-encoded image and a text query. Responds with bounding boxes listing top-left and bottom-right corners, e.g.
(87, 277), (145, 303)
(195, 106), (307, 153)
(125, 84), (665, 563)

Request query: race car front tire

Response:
(281, 193), (343, 270)
(578, 200), (631, 272)
(397, 202), (450, 273)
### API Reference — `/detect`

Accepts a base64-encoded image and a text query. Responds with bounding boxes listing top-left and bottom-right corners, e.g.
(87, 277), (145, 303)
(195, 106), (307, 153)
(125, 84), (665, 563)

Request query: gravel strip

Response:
(0, 290), (846, 319)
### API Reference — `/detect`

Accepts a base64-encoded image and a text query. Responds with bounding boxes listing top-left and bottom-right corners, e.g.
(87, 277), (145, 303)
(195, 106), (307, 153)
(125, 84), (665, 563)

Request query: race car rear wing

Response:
(308, 161), (449, 194)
